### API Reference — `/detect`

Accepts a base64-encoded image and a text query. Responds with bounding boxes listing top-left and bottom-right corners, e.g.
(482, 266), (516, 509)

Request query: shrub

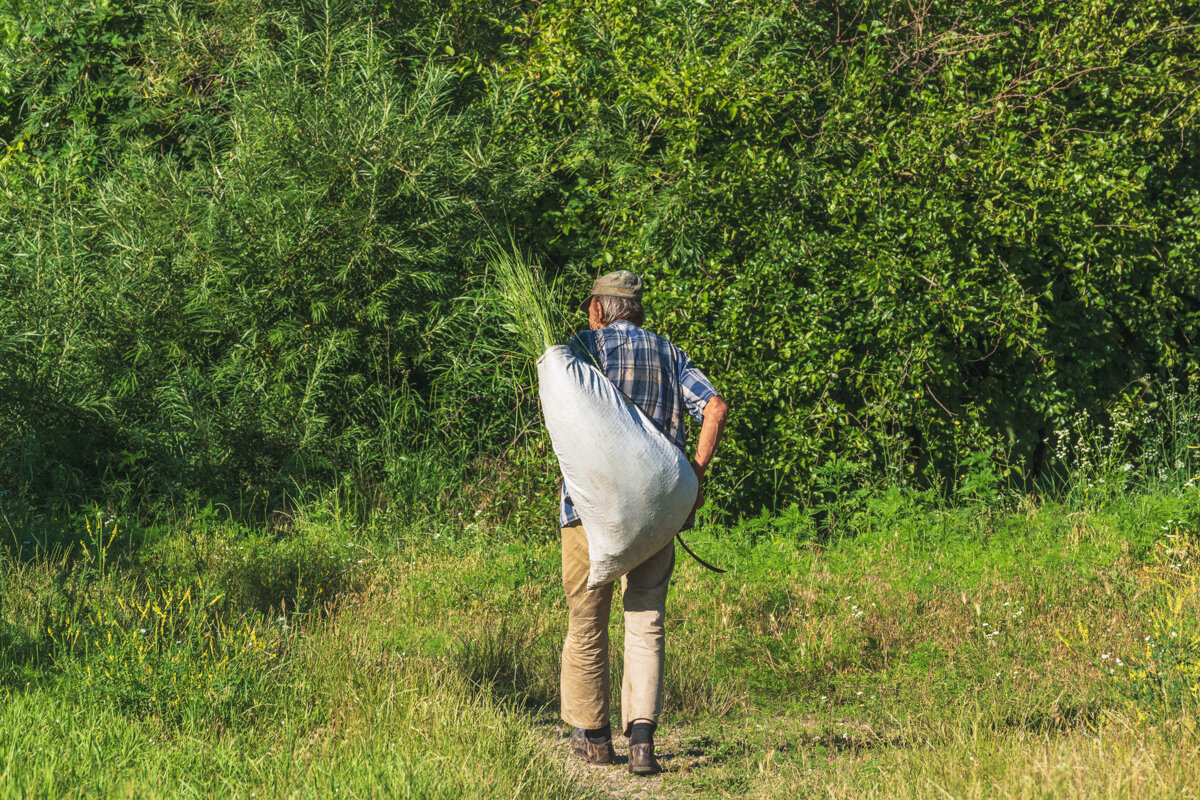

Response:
(2, 0), (1198, 517)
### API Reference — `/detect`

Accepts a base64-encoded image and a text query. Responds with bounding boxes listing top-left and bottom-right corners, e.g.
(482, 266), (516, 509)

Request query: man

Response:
(559, 269), (729, 775)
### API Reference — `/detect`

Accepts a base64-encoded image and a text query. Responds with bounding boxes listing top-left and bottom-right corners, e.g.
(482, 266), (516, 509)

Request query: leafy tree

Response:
(1, 0), (1197, 519)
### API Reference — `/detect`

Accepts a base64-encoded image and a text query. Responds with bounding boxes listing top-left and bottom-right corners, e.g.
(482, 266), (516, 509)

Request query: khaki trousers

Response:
(560, 521), (675, 735)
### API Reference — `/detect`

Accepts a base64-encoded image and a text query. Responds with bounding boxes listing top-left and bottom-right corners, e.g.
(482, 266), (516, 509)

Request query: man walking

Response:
(559, 270), (728, 775)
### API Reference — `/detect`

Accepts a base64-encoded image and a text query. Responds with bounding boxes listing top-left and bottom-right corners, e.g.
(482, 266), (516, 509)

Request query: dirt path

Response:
(540, 720), (722, 799)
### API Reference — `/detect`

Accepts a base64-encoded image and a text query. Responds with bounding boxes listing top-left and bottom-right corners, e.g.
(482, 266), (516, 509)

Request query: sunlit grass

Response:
(3, 485), (1200, 797)
(484, 237), (569, 362)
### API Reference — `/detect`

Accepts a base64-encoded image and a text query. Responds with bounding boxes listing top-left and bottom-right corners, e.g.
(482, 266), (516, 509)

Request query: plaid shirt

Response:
(559, 320), (719, 526)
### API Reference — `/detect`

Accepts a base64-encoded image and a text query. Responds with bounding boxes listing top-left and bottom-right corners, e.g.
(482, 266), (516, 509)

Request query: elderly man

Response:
(560, 269), (728, 775)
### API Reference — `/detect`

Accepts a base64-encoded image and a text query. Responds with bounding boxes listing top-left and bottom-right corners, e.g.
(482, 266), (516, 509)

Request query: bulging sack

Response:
(537, 345), (698, 589)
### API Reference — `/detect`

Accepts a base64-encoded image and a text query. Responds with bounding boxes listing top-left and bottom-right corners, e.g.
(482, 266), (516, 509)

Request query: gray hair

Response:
(597, 295), (645, 327)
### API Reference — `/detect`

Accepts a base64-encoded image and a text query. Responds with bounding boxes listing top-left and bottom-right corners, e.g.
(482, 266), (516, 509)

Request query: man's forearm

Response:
(692, 395), (729, 477)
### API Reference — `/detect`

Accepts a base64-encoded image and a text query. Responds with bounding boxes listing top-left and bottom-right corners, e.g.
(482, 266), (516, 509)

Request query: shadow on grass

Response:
(1003, 702), (1106, 734)
(455, 616), (560, 711)
(0, 624), (54, 692)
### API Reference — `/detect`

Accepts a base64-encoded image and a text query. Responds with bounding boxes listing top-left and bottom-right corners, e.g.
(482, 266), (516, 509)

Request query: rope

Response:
(675, 528), (726, 574)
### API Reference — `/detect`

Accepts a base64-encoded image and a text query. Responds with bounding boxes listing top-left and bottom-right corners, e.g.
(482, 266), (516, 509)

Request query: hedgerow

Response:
(1, 0), (1197, 517)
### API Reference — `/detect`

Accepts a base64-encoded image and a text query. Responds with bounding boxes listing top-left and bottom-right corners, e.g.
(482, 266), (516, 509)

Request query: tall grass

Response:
(1033, 382), (1200, 511)
(0, 504), (583, 798)
(485, 238), (570, 362)
(5, 465), (1200, 796)
(0, 2), (531, 518)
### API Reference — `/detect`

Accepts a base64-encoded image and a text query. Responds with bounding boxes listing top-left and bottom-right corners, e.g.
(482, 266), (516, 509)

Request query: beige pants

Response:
(560, 521), (675, 735)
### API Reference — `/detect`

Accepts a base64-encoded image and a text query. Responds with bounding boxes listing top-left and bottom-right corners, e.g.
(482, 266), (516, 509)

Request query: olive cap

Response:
(578, 269), (644, 312)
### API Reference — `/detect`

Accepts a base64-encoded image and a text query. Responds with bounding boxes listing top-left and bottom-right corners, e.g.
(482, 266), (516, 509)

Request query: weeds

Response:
(4, 484), (1200, 796)
(51, 576), (283, 726)
(1119, 527), (1200, 723)
(455, 614), (559, 709)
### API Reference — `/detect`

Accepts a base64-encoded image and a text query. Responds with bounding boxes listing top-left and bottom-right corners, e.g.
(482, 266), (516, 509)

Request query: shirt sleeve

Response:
(677, 348), (719, 422)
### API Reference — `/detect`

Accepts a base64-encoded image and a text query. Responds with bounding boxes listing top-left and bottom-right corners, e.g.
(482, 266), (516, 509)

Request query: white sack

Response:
(537, 344), (698, 589)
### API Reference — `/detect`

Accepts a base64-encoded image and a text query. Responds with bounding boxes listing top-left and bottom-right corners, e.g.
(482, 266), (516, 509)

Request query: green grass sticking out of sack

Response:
(486, 240), (569, 362)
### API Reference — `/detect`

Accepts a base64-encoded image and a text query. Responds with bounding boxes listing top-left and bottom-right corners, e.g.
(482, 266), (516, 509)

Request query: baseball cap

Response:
(577, 269), (644, 312)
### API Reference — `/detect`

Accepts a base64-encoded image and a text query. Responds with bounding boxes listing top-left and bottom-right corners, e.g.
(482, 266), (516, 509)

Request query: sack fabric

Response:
(537, 344), (698, 589)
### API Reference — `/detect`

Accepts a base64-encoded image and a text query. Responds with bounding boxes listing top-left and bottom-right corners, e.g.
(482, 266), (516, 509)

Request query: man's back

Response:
(561, 320), (717, 526)
(568, 320), (715, 452)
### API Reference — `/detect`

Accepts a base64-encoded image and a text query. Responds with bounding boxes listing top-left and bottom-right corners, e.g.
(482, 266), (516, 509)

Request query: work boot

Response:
(570, 728), (615, 765)
(627, 722), (660, 775)
(627, 742), (661, 775)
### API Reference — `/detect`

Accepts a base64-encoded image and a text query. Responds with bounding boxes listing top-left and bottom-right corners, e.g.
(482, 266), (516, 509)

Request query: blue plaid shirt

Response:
(559, 320), (719, 526)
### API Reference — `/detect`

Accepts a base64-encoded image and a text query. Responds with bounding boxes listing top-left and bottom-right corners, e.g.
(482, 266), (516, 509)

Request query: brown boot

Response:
(627, 742), (661, 775)
(570, 728), (615, 765)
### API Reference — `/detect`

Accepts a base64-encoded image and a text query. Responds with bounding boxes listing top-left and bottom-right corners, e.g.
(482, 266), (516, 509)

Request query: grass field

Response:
(3, 487), (1200, 798)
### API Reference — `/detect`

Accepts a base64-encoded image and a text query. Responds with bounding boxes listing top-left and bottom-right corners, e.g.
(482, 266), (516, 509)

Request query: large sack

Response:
(538, 344), (698, 589)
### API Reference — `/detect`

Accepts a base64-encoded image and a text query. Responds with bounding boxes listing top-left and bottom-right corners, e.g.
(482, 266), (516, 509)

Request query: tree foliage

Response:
(1, 0), (1198, 517)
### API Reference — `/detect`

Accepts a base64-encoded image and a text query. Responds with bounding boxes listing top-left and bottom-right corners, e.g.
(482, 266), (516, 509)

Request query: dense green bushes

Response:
(1, 0), (1198, 518)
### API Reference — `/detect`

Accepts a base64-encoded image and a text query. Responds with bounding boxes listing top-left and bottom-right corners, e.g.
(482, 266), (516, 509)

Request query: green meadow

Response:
(5, 478), (1200, 798)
